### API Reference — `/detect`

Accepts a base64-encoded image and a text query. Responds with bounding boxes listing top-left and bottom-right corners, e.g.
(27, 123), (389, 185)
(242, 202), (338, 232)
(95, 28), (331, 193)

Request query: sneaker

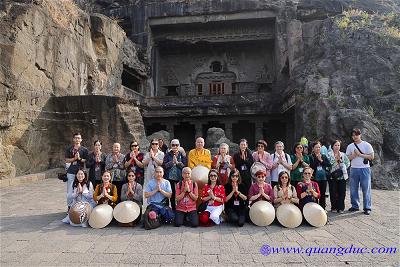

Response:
(364, 210), (371, 215)
(348, 207), (359, 212)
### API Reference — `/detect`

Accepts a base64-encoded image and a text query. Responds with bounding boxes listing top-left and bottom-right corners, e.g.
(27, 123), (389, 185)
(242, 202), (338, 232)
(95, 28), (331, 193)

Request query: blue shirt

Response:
(144, 178), (172, 207)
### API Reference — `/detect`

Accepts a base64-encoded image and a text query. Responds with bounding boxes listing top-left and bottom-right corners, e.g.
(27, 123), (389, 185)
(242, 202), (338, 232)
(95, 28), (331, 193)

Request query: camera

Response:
(363, 159), (369, 164)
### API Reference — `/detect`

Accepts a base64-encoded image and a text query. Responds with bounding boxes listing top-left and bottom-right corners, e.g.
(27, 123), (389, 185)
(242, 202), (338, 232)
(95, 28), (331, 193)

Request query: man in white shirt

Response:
(346, 128), (374, 215)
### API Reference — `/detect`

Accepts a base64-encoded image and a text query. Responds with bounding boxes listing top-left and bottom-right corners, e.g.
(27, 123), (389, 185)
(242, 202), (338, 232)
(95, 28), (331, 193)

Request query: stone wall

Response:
(0, 0), (148, 178)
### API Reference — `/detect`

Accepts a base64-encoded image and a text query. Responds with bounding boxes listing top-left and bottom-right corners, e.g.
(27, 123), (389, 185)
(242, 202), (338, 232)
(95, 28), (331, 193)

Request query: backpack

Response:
(272, 153), (290, 162)
(143, 205), (161, 230)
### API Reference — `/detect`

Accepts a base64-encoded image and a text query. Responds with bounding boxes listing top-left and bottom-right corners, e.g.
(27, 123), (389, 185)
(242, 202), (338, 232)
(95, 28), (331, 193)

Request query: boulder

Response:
(206, 127), (239, 156)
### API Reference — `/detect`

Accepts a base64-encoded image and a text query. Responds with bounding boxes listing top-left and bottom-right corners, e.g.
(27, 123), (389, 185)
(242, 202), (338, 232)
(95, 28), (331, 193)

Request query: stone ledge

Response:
(0, 168), (63, 188)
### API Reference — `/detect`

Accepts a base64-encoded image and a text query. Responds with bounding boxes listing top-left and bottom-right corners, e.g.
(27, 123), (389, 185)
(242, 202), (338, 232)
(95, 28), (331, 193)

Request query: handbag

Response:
(58, 173), (68, 182)
(197, 201), (208, 212)
(331, 168), (343, 179)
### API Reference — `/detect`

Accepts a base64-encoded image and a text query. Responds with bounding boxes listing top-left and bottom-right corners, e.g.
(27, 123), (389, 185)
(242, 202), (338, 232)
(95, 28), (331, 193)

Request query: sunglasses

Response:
(151, 143), (159, 145)
(232, 174), (239, 177)
(281, 176), (289, 179)
(171, 144), (179, 147)
(257, 144), (264, 147)
(209, 174), (217, 177)
(296, 146), (303, 149)
(131, 144), (138, 147)
(303, 172), (312, 175)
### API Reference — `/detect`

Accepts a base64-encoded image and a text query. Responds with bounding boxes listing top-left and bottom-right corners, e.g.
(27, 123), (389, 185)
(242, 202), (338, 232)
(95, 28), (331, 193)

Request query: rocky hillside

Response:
(0, 0), (148, 178)
(291, 8), (400, 189)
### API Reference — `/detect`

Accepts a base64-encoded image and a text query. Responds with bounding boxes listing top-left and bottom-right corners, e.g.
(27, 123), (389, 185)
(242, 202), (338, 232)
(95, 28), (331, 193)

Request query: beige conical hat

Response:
(191, 165), (209, 187)
(276, 203), (302, 228)
(303, 202), (327, 227)
(113, 201), (141, 223)
(88, 204), (113, 229)
(249, 200), (275, 226)
(69, 201), (92, 224)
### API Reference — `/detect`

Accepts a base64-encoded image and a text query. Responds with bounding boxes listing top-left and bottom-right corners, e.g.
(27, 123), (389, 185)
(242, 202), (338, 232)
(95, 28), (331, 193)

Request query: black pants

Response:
(271, 181), (278, 189)
(112, 181), (124, 203)
(328, 179), (346, 211)
(225, 208), (246, 227)
(167, 179), (179, 210)
(317, 180), (327, 209)
(174, 210), (198, 227)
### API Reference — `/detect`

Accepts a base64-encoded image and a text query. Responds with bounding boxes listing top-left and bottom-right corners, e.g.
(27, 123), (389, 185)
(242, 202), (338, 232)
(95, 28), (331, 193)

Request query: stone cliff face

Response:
(291, 9), (400, 189)
(1, 0), (399, 190)
(0, 0), (148, 178)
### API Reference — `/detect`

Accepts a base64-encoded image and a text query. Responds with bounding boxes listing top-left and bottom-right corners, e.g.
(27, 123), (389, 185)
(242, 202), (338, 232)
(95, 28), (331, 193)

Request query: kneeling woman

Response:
(120, 171), (143, 224)
(200, 169), (226, 226)
(94, 171), (118, 207)
(296, 167), (320, 210)
(224, 169), (248, 227)
(62, 169), (96, 227)
(273, 171), (299, 207)
(175, 167), (199, 227)
(248, 170), (274, 205)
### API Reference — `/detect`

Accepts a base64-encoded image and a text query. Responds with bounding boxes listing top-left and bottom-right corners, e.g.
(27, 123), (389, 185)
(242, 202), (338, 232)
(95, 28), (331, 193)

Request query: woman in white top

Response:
(143, 139), (165, 187)
(270, 141), (292, 188)
(62, 169), (95, 227)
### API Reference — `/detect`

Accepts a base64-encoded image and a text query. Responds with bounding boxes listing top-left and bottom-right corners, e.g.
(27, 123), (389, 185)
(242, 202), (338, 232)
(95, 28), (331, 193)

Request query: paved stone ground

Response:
(0, 178), (399, 267)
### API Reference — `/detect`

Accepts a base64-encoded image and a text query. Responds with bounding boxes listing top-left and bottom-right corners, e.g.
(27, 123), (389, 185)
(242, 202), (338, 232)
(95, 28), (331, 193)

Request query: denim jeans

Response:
(349, 167), (371, 210)
(66, 173), (75, 207)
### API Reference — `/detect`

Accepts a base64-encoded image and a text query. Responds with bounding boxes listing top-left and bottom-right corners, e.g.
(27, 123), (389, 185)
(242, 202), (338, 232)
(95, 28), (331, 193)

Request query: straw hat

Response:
(249, 200), (275, 226)
(303, 202), (327, 227)
(69, 201), (92, 224)
(113, 201), (141, 223)
(276, 203), (302, 228)
(88, 204), (113, 229)
(191, 165), (209, 188)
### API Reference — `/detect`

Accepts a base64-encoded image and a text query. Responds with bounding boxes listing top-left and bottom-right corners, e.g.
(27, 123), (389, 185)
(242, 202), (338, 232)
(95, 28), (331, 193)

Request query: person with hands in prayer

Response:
(248, 170), (274, 205)
(174, 167), (199, 227)
(124, 141), (145, 186)
(93, 170), (118, 207)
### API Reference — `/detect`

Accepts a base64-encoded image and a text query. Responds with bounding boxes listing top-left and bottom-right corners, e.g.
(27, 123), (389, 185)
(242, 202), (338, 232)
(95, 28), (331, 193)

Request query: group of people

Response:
(62, 127), (374, 228)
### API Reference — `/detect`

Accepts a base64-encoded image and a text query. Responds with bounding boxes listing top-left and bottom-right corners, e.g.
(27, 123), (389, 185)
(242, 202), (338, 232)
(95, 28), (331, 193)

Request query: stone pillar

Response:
(195, 122), (202, 138)
(225, 121), (233, 141)
(255, 121), (263, 142)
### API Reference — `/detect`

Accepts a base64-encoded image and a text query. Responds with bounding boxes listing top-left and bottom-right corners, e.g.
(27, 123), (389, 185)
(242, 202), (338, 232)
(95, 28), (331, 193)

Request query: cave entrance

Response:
(174, 122), (195, 151)
(122, 65), (142, 94)
(233, 120), (255, 149)
(146, 123), (166, 135)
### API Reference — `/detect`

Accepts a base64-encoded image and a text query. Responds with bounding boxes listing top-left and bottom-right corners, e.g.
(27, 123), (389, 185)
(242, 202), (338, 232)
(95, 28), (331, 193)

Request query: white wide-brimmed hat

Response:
(276, 203), (302, 228)
(191, 165), (209, 187)
(113, 201), (141, 223)
(250, 162), (267, 179)
(303, 202), (327, 227)
(88, 204), (113, 229)
(249, 200), (275, 226)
